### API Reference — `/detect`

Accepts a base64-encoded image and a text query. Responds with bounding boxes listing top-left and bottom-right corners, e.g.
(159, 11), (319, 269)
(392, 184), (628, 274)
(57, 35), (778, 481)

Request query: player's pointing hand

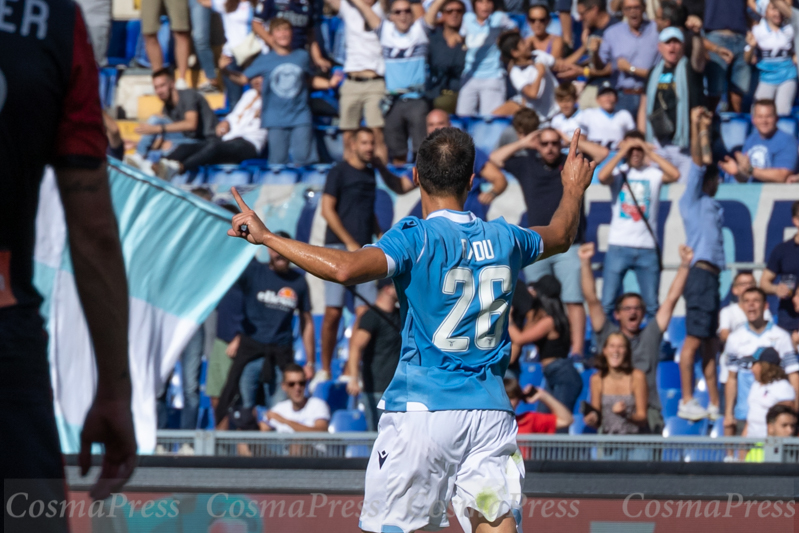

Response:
(227, 187), (270, 245)
(562, 128), (596, 196)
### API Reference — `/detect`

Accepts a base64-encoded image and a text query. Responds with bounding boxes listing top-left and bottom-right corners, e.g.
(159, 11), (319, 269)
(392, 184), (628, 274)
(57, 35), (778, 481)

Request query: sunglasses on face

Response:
(539, 140), (560, 147)
(285, 380), (307, 388)
(620, 306), (643, 313)
(528, 17), (547, 23)
(622, 5), (643, 11)
(392, 8), (412, 14)
(443, 8), (464, 14)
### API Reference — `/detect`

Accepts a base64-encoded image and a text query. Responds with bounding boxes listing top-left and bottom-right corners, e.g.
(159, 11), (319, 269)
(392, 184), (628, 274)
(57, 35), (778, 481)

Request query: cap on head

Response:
(597, 80), (617, 96)
(753, 347), (781, 366)
(659, 27), (684, 43)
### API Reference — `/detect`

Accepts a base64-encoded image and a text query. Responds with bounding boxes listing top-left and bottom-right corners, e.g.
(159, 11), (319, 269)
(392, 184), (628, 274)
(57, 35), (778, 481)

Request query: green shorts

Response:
(205, 338), (232, 398)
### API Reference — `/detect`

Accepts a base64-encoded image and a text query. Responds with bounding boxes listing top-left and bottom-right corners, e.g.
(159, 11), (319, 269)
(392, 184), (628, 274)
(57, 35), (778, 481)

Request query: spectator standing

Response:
(232, 19), (343, 166)
(762, 201), (799, 332)
(190, 0), (220, 92)
(129, 69), (218, 168)
(723, 287), (799, 435)
(259, 363), (331, 433)
(596, 0), (660, 115)
(577, 82), (636, 149)
(141, 0), (192, 83)
(456, 0), (517, 116)
(677, 107), (724, 421)
(214, 244), (315, 426)
(525, 4), (564, 58)
(205, 279), (244, 413)
(744, 347), (797, 437)
(597, 130), (680, 319)
(215, 0), (259, 109)
(550, 83), (582, 139)
(156, 328), (204, 433)
(640, 27), (705, 183)
(720, 100), (799, 183)
(746, 0), (798, 116)
(584, 332), (648, 433)
(720, 271), (774, 347)
(155, 82), (267, 179)
(496, 31), (560, 121)
(253, 0), (330, 70)
(351, 0), (449, 165)
(492, 127), (610, 357)
(346, 279), (402, 431)
(326, 0), (389, 163)
(702, 0), (751, 113)
(426, 0), (467, 113)
(505, 378), (574, 435)
(569, 0), (622, 110)
(318, 128), (416, 384)
(580, 242), (694, 433)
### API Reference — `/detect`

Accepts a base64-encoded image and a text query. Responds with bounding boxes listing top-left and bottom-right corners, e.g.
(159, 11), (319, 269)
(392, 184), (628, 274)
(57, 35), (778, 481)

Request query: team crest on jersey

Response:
(257, 287), (298, 311)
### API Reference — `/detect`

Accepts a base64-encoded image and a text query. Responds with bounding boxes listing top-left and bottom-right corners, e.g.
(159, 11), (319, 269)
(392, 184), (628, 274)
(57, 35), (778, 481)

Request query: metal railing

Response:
(155, 431), (799, 463)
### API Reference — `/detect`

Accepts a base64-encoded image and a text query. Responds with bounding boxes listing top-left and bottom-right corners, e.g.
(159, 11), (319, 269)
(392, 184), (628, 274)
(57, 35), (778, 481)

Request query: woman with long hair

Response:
(745, 347), (797, 437)
(508, 275), (583, 413)
(584, 332), (648, 434)
(525, 4), (563, 59)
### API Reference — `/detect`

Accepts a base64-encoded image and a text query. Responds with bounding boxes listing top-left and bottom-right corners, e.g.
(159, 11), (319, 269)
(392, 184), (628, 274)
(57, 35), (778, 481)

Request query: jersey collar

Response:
(427, 210), (477, 224)
(746, 321), (774, 336)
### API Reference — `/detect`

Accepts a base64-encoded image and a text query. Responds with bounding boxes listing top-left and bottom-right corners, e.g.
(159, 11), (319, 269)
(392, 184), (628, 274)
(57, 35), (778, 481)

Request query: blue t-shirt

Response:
(236, 260), (311, 346)
(245, 49), (312, 128)
(376, 18), (430, 95)
(254, 0), (320, 50)
(373, 210), (543, 412)
(704, 0), (748, 35)
(742, 129), (799, 178)
(409, 149), (491, 220)
(461, 12), (517, 80)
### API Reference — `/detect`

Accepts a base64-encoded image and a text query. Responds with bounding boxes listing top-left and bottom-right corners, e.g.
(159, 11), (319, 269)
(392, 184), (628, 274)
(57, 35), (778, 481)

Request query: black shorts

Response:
(2, 337), (69, 533)
(684, 265), (721, 339)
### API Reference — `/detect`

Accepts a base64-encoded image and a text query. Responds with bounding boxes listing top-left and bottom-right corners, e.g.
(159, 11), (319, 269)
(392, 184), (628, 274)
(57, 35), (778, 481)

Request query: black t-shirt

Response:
(505, 152), (586, 244)
(359, 307), (401, 393)
(767, 239), (799, 331)
(323, 161), (377, 246)
(236, 260), (311, 346)
(254, 0), (320, 50)
(426, 27), (466, 101)
(1, 2), (107, 355)
(645, 62), (704, 145)
(164, 89), (218, 140)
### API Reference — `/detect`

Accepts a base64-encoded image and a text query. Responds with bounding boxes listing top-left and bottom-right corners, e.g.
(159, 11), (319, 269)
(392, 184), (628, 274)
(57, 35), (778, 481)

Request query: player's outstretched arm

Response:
(228, 188), (389, 284)
(531, 128), (595, 260)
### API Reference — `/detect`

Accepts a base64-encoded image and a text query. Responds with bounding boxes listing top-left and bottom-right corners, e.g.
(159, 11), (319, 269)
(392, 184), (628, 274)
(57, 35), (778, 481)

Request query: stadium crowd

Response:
(78, 0), (799, 449)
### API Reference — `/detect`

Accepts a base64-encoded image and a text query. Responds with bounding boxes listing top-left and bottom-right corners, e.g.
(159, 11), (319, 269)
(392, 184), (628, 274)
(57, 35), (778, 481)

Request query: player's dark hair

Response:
(282, 363), (306, 380)
(659, 0), (687, 28)
(498, 30), (523, 64)
(416, 127), (475, 198)
(354, 126), (375, 139)
(512, 108), (540, 136)
(742, 287), (767, 302)
(623, 129), (646, 142)
(596, 332), (634, 377)
(152, 67), (174, 80)
(792, 200), (799, 219)
(577, 0), (606, 12)
(615, 292), (645, 312)
(767, 404), (797, 425)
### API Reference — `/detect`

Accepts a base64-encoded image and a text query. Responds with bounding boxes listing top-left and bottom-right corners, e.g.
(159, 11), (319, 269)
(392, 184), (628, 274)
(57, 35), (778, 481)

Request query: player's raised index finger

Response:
(569, 128), (581, 157)
(231, 187), (250, 211)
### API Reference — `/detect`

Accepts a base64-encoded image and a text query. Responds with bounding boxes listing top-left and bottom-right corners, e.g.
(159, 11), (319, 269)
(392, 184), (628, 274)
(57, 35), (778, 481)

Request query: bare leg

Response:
(566, 303), (585, 357)
(729, 91), (743, 113)
(702, 337), (720, 408)
(321, 306), (342, 374)
(472, 511), (518, 533)
(679, 335), (702, 401)
(172, 31), (192, 81)
(144, 34), (164, 72)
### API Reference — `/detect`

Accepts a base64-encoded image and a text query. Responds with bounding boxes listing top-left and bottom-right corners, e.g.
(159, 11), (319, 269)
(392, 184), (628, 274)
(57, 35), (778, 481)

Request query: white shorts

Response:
(359, 410), (525, 533)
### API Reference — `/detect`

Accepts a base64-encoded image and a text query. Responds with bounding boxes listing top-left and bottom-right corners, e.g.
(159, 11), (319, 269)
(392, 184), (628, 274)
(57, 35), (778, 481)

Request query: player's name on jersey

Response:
(0, 0), (50, 40)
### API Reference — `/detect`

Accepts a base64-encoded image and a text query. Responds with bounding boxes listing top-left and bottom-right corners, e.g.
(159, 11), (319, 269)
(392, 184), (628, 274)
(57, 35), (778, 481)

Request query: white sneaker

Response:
(175, 78), (189, 90)
(308, 369), (331, 394)
(154, 159), (181, 181)
(177, 443), (195, 456)
(155, 444), (168, 455)
(677, 398), (708, 421)
(124, 152), (146, 170)
(706, 403), (721, 420)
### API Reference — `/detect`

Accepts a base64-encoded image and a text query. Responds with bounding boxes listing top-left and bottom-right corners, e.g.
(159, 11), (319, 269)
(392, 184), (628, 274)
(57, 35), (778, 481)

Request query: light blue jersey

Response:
(373, 210), (543, 413)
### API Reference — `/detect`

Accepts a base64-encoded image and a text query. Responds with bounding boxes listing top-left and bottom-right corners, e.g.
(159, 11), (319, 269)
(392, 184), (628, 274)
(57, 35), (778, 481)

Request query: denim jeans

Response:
(537, 358), (583, 414)
(189, 0), (216, 81)
(240, 359), (287, 408)
(705, 31), (751, 97)
(601, 244), (661, 320)
(156, 325), (204, 429)
(362, 391), (384, 432)
(615, 92), (641, 117)
(136, 116), (196, 156)
(267, 124), (318, 166)
(221, 56), (245, 110)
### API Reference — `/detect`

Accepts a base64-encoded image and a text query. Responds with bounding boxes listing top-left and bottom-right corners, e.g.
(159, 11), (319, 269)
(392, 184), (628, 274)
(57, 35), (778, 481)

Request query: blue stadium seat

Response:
(777, 116), (798, 137)
(660, 388), (682, 419)
(509, 13), (527, 31)
(515, 401), (539, 414)
(449, 115), (469, 132)
(329, 409), (368, 432)
(125, 20), (141, 65)
(573, 368), (596, 414)
(107, 20), (129, 66)
(468, 116), (513, 155)
(657, 361), (681, 391)
(331, 358), (348, 380)
(300, 164), (332, 187)
(665, 316), (686, 352)
(99, 67), (119, 109)
(662, 416), (709, 437)
(197, 359), (215, 429)
(709, 416), (725, 438)
(519, 363), (544, 389)
(313, 380), (350, 414)
(252, 166), (301, 185)
(719, 113), (751, 152)
(693, 388), (710, 409)
(203, 165), (253, 185)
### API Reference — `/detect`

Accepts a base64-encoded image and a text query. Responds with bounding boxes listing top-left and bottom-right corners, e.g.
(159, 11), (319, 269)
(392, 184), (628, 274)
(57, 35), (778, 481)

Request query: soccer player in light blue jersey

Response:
(227, 127), (595, 533)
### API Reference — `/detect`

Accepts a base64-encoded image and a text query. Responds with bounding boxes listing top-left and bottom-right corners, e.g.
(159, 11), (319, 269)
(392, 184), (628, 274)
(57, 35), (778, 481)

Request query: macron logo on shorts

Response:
(378, 450), (388, 468)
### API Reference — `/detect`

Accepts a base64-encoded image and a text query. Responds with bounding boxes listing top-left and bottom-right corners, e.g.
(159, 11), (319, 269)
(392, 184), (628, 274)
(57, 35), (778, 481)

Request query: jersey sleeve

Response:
(53, 5), (107, 168)
(508, 224), (544, 268)
(372, 217), (424, 278)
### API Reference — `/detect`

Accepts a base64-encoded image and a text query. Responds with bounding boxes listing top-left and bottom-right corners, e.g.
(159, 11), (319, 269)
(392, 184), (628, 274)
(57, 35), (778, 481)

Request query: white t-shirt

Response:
(746, 379), (795, 438)
(339, 0), (386, 74)
(578, 108), (635, 150)
(509, 64), (560, 122)
(550, 110), (582, 140)
(223, 88), (267, 152)
(752, 18), (795, 59)
(718, 303), (774, 383)
(607, 163), (663, 249)
(376, 18), (430, 93)
(268, 397), (331, 433)
(213, 0), (261, 57)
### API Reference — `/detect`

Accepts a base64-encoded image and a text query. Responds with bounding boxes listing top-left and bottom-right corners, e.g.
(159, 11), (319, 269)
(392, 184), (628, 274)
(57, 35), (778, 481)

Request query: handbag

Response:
(231, 33), (263, 67)
(648, 91), (676, 141)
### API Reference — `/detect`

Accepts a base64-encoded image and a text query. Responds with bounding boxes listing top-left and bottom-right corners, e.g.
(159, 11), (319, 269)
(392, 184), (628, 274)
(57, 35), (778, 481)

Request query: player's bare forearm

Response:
(56, 166), (131, 400)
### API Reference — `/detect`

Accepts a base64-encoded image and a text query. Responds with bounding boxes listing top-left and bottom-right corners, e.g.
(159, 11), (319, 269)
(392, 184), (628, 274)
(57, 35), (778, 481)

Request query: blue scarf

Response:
(646, 57), (689, 149)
